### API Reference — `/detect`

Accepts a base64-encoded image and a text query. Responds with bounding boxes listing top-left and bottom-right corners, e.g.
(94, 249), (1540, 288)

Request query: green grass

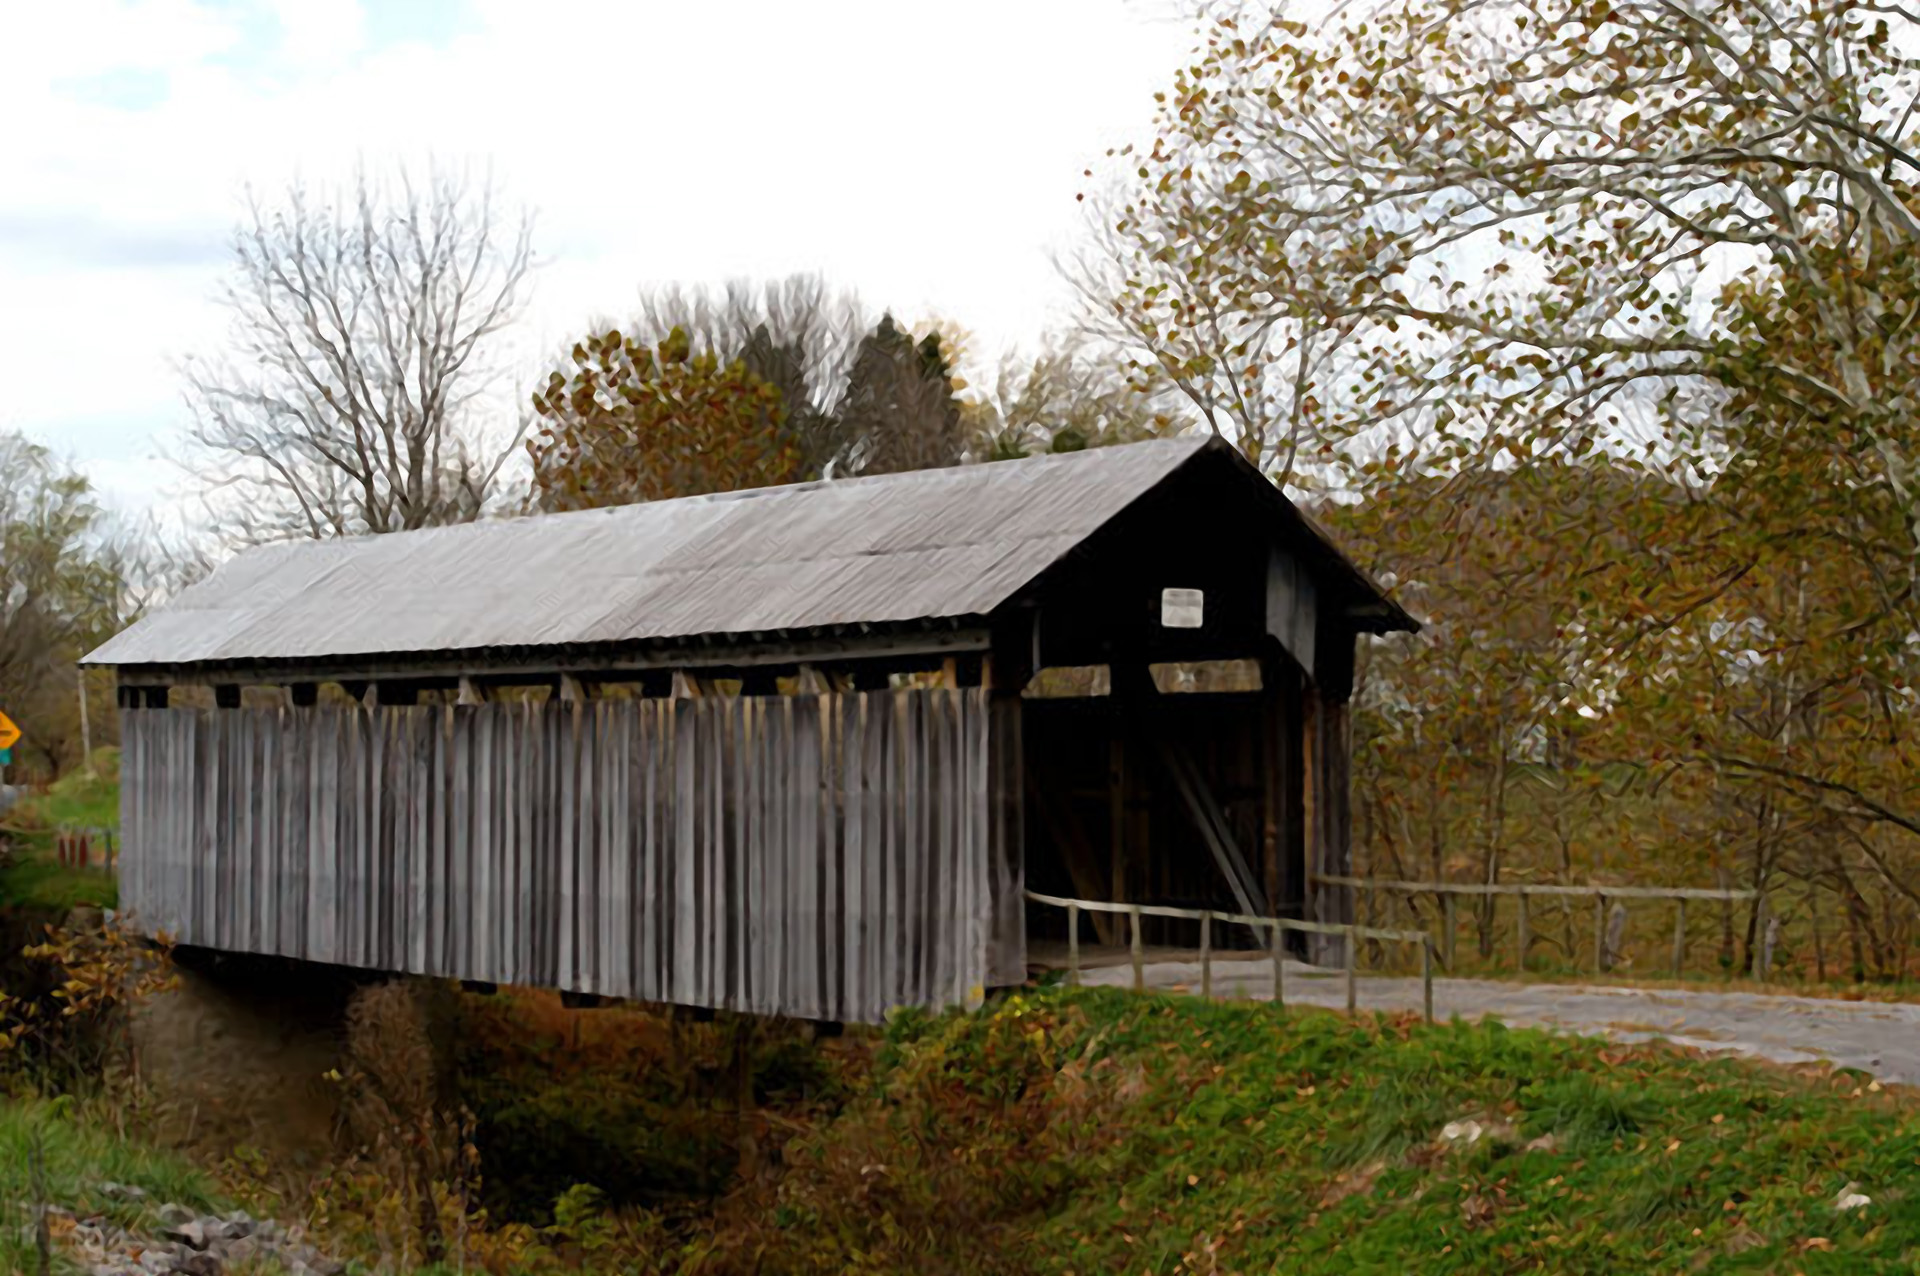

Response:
(6, 991), (1920, 1273)
(1, 756), (120, 912)
(702, 988), (1920, 1273)
(0, 1095), (222, 1273)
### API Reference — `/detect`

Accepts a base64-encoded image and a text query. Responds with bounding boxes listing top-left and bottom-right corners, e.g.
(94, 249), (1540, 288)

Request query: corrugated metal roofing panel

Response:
(86, 437), (1223, 667)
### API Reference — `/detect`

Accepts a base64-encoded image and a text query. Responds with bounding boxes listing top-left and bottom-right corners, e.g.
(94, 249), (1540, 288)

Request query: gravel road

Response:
(1071, 956), (1920, 1085)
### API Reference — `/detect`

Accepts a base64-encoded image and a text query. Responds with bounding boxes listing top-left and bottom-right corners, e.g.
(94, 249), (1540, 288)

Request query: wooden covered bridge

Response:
(83, 436), (1414, 1023)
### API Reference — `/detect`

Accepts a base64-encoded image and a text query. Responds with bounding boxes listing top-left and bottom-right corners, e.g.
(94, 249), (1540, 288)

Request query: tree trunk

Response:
(1476, 744), (1509, 960)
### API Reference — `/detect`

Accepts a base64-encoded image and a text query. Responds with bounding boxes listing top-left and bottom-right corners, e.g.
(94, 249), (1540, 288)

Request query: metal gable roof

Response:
(83, 438), (1189, 667)
(85, 435), (1415, 670)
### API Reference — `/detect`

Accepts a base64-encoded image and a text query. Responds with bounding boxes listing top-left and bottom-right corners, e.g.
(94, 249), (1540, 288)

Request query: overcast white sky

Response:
(0, 0), (1192, 520)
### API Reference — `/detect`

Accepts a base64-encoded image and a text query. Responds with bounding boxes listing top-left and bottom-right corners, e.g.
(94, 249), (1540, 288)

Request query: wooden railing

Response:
(1024, 890), (1435, 1022)
(1312, 875), (1766, 979)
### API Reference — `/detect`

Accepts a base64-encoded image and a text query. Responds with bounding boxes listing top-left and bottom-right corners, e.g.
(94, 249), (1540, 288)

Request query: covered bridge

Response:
(84, 436), (1415, 1023)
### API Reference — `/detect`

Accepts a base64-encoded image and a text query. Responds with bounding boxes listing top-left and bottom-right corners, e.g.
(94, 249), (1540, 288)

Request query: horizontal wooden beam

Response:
(1312, 874), (1757, 903)
(109, 627), (993, 689)
(1024, 890), (1428, 945)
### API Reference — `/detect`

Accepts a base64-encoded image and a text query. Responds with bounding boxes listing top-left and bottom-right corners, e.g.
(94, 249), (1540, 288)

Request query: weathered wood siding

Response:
(119, 689), (1015, 1023)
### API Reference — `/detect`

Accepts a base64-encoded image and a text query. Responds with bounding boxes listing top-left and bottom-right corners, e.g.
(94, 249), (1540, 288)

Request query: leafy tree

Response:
(964, 339), (1181, 460)
(838, 315), (969, 476)
(180, 162), (535, 541)
(629, 275), (872, 479)
(0, 435), (129, 778)
(526, 328), (801, 510)
(1100, 0), (1920, 972)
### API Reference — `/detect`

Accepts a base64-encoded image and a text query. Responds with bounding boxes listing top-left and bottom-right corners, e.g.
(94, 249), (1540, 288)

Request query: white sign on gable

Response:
(1161, 587), (1204, 629)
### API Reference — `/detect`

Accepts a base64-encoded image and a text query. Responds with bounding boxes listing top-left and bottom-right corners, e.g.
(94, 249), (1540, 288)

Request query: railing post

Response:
(1594, 894), (1608, 973)
(1516, 889), (1530, 973)
(1130, 905), (1145, 993)
(1421, 935), (1435, 1024)
(1442, 892), (1457, 972)
(1345, 930), (1358, 1014)
(1068, 902), (1081, 988)
(1756, 898), (1775, 982)
(1199, 912), (1212, 1000)
(1672, 899), (1687, 979)
(1272, 921), (1286, 1010)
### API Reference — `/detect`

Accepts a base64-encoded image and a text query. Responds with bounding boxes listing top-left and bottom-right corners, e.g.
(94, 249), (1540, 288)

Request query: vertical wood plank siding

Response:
(120, 689), (1010, 1024)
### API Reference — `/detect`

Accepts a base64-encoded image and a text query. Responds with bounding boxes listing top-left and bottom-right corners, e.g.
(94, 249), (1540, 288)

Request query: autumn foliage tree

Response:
(526, 328), (802, 511)
(1099, 0), (1920, 975)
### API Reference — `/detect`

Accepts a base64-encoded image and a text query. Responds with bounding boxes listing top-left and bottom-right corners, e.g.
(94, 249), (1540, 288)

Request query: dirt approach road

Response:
(1070, 955), (1920, 1086)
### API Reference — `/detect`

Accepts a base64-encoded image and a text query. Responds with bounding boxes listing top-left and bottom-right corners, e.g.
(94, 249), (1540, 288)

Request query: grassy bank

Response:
(0, 754), (119, 912)
(9, 988), (1920, 1272)
(0, 1097), (221, 1274)
(695, 990), (1920, 1274)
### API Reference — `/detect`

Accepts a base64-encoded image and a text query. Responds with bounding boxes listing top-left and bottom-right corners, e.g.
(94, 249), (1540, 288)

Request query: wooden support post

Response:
(1199, 913), (1212, 1000)
(1272, 921), (1286, 1009)
(1110, 707), (1129, 949)
(1516, 889), (1530, 973)
(1594, 895), (1608, 973)
(1301, 691), (1319, 927)
(1258, 646), (1293, 942)
(1422, 937), (1435, 1023)
(1301, 667), (1354, 968)
(1673, 899), (1688, 978)
(1442, 893), (1457, 972)
(1130, 905), (1145, 992)
(1344, 932), (1359, 1013)
(1067, 903), (1081, 988)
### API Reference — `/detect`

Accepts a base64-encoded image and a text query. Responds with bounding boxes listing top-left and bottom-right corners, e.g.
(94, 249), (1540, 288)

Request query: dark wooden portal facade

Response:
(1000, 454), (1367, 961)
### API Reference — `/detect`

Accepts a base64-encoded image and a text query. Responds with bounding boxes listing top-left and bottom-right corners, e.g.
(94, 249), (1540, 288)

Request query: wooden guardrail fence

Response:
(1025, 889), (1435, 1022)
(1312, 875), (1766, 979)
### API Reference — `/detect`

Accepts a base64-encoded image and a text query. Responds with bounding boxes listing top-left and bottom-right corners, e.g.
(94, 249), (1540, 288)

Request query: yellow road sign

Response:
(0, 711), (18, 752)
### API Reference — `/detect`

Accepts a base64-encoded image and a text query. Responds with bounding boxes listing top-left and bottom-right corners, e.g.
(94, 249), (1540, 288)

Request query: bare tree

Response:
(965, 337), (1184, 460)
(625, 274), (873, 478)
(180, 163), (536, 542)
